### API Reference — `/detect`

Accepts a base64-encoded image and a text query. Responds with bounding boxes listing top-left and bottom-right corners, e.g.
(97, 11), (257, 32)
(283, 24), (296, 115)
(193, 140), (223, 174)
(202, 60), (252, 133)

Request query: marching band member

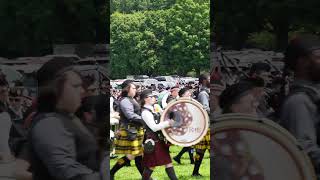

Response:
(214, 81), (263, 180)
(140, 89), (179, 180)
(280, 35), (320, 176)
(192, 74), (211, 177)
(110, 80), (144, 179)
(173, 87), (194, 165)
(166, 86), (180, 103)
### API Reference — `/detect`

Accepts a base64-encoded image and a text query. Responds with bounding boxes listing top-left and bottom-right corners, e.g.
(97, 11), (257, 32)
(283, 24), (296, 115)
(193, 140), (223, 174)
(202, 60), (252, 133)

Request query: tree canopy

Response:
(110, 0), (210, 78)
(214, 0), (320, 51)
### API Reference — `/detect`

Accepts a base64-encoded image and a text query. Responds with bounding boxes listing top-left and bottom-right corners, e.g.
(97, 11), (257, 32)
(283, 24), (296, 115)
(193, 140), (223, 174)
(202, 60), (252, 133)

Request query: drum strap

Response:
(142, 108), (166, 142)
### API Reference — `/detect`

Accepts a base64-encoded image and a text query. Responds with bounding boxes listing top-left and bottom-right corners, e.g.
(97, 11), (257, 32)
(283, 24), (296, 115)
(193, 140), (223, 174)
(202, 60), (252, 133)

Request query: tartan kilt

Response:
(194, 128), (210, 150)
(114, 126), (144, 156)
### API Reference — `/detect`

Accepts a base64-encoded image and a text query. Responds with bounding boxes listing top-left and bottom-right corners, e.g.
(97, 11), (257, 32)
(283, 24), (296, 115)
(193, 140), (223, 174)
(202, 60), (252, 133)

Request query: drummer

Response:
(192, 74), (211, 177)
(219, 81), (260, 115)
(214, 81), (264, 180)
(173, 87), (195, 165)
(140, 89), (179, 180)
(110, 80), (144, 180)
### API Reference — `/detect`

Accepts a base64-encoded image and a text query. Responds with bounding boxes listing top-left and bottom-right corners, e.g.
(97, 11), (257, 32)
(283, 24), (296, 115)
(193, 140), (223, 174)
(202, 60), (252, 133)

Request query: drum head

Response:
(213, 113), (316, 180)
(160, 98), (209, 147)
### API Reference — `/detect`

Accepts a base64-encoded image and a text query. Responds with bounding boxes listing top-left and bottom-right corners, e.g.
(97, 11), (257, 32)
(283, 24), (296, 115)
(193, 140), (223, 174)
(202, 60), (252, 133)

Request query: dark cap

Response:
(178, 87), (189, 97)
(219, 81), (257, 110)
(121, 80), (134, 89)
(140, 89), (154, 100)
(285, 34), (320, 70)
(37, 58), (75, 86)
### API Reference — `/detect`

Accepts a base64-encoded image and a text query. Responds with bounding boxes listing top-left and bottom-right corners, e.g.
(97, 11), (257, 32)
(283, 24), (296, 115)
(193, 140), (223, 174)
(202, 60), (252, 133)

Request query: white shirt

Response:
(141, 104), (170, 132)
(110, 97), (114, 113)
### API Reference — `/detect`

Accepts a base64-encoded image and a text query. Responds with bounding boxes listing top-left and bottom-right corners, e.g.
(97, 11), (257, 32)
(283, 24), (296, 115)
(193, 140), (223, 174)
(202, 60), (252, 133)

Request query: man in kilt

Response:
(192, 74), (211, 177)
(110, 80), (145, 179)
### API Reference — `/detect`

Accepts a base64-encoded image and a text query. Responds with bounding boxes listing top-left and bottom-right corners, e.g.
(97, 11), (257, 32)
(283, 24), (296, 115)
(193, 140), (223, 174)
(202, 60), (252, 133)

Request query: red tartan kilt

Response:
(143, 133), (172, 167)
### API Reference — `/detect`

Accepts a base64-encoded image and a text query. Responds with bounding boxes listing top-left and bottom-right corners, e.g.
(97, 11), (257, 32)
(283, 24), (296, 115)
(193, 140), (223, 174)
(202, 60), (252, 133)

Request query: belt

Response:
(121, 123), (142, 129)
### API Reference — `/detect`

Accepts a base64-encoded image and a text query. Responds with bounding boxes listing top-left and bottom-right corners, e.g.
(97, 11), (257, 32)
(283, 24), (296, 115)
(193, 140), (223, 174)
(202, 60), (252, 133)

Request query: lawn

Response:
(110, 146), (210, 180)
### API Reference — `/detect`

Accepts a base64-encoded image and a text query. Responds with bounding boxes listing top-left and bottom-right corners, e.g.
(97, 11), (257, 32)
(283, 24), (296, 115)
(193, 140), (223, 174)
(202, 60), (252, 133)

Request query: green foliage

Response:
(110, 145), (210, 179)
(110, 0), (176, 13)
(111, 0), (210, 78)
(215, 0), (320, 50)
(246, 31), (276, 50)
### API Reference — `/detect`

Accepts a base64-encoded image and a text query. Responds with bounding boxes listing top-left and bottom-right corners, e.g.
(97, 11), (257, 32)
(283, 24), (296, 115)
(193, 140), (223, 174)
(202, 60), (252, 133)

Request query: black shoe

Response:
(173, 156), (181, 164)
(192, 173), (202, 177)
(110, 155), (118, 159)
(125, 161), (131, 166)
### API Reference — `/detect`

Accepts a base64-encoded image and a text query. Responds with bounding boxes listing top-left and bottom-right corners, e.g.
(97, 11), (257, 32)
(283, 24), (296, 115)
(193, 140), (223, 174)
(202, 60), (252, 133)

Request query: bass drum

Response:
(212, 113), (316, 180)
(160, 97), (209, 147)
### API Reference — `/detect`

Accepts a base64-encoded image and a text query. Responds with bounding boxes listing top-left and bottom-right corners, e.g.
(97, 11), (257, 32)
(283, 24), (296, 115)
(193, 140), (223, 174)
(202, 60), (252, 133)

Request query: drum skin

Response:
(212, 113), (317, 180)
(160, 97), (209, 147)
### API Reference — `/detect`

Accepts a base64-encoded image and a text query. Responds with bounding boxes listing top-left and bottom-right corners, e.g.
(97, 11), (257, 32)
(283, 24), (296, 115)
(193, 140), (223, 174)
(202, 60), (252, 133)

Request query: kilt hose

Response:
(194, 128), (210, 150)
(115, 126), (144, 156)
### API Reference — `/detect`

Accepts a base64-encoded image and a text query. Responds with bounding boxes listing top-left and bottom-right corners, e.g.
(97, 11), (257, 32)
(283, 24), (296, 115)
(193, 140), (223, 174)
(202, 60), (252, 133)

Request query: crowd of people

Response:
(1, 56), (210, 180)
(109, 74), (211, 179)
(2, 33), (320, 180)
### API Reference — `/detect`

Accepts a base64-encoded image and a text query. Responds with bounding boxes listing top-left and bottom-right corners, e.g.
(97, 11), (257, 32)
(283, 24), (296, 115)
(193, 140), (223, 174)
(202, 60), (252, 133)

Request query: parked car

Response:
(141, 78), (159, 87)
(154, 76), (177, 88)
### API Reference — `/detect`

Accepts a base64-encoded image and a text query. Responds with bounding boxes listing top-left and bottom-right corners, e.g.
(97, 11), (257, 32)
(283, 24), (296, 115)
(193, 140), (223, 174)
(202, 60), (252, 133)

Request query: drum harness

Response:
(142, 107), (168, 143)
(142, 107), (169, 153)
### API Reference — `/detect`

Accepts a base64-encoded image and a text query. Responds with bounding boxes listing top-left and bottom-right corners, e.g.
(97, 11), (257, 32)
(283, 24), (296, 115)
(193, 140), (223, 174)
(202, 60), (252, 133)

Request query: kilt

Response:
(194, 128), (210, 150)
(115, 126), (144, 156)
(143, 133), (172, 168)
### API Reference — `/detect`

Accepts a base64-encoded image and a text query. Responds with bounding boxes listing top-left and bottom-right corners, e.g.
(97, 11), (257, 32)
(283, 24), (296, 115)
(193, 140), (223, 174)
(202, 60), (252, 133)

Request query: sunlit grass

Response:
(110, 145), (210, 180)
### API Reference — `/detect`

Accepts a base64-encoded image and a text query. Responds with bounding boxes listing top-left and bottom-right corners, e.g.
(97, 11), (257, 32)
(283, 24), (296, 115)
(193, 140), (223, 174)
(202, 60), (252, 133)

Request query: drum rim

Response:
(213, 113), (317, 180)
(160, 98), (209, 147)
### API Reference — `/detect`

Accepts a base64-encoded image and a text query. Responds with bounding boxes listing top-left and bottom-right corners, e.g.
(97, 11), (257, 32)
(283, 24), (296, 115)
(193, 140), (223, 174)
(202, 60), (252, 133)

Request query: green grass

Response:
(110, 146), (210, 180)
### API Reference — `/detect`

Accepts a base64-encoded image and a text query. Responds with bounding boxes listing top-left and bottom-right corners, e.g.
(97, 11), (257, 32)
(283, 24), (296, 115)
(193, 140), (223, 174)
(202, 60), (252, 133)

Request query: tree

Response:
(110, 0), (176, 13)
(214, 0), (320, 51)
(110, 0), (210, 78)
